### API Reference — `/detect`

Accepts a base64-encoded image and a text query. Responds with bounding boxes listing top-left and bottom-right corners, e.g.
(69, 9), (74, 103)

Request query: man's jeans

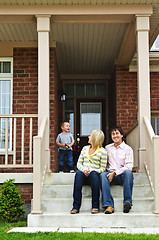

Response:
(58, 149), (74, 171)
(72, 170), (100, 211)
(100, 170), (133, 208)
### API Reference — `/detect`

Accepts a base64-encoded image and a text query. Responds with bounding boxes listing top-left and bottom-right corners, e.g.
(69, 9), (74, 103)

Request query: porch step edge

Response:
(28, 212), (159, 228)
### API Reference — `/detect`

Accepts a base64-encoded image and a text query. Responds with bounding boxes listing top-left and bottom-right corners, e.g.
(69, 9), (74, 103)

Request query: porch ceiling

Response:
(0, 1), (159, 77)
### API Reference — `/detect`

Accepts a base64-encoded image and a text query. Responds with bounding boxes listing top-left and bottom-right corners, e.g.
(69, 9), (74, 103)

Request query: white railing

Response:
(126, 123), (139, 170)
(31, 117), (50, 214)
(0, 114), (38, 168)
(144, 116), (159, 213)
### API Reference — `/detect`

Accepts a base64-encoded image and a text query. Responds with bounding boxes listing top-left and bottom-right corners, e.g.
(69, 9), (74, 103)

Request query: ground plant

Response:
(0, 179), (25, 222)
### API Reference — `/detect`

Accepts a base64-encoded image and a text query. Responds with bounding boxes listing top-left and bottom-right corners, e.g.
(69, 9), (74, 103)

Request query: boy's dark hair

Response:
(110, 126), (124, 136)
(60, 121), (69, 127)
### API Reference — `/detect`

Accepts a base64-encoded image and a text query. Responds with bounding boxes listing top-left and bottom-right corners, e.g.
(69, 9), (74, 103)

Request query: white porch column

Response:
(36, 15), (50, 142)
(136, 15), (150, 172)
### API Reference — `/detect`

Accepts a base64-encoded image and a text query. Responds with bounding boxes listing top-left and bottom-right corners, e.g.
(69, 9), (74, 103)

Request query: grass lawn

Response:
(1, 220), (159, 240)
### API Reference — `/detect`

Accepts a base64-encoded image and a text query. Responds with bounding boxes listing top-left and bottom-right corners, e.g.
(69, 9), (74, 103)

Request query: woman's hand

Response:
(84, 170), (90, 177)
(107, 172), (116, 182)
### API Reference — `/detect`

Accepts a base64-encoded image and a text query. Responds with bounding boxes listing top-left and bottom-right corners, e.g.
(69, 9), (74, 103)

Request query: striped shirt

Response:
(77, 145), (107, 174)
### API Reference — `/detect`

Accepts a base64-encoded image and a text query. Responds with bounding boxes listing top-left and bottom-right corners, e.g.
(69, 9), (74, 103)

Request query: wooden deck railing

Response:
(126, 118), (159, 213)
(0, 114), (38, 168)
(31, 117), (50, 214)
(144, 116), (159, 213)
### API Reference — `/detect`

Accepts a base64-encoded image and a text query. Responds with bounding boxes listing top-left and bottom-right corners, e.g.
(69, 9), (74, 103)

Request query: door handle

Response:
(77, 133), (80, 143)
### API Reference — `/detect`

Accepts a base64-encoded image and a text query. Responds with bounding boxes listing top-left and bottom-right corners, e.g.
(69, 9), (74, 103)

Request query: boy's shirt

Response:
(56, 132), (74, 150)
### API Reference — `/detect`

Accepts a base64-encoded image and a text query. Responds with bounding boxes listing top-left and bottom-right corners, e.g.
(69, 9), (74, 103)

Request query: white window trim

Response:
(0, 57), (13, 151)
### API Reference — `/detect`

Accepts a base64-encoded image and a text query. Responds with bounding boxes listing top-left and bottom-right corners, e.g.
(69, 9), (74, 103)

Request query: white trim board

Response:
(0, 173), (33, 183)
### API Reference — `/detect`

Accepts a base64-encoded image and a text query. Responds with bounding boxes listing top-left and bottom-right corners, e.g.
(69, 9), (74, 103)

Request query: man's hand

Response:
(107, 172), (116, 182)
(84, 170), (90, 177)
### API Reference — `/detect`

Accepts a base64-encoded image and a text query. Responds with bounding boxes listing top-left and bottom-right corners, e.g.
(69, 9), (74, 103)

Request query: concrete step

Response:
(28, 212), (159, 228)
(42, 184), (153, 199)
(44, 172), (150, 185)
(41, 197), (154, 213)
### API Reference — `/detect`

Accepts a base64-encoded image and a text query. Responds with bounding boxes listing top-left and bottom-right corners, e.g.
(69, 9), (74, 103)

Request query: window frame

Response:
(0, 57), (13, 151)
(151, 111), (159, 135)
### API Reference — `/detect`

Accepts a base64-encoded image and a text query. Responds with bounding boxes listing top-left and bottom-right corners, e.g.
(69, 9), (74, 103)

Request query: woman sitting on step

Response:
(70, 129), (107, 214)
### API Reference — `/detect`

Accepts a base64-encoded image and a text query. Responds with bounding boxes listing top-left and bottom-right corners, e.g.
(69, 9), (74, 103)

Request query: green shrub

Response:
(0, 179), (25, 222)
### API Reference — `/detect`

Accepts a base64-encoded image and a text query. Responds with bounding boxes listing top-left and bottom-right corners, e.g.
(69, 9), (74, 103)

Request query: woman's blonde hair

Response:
(91, 129), (105, 148)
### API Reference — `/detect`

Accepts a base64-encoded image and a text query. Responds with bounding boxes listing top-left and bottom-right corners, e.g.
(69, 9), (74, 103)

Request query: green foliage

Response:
(0, 179), (25, 222)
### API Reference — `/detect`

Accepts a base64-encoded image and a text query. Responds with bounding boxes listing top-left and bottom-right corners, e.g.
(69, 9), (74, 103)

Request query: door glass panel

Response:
(96, 84), (105, 96)
(65, 98), (74, 134)
(76, 84), (85, 96)
(86, 84), (95, 96)
(80, 103), (101, 136)
(65, 84), (74, 96)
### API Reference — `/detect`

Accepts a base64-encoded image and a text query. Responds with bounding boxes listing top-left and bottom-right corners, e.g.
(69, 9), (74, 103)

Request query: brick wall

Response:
(116, 68), (159, 133)
(13, 48), (38, 115)
(13, 47), (60, 173)
(0, 47), (60, 174)
(150, 72), (159, 110)
(16, 183), (33, 206)
(116, 67), (138, 133)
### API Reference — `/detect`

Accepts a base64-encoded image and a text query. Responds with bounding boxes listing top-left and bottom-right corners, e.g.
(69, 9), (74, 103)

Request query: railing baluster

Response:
(0, 114), (37, 168)
(29, 118), (33, 165)
(21, 117), (24, 165)
(13, 118), (16, 165)
(5, 118), (8, 165)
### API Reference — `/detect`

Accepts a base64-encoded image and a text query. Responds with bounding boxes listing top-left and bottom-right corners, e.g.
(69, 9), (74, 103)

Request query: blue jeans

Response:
(100, 170), (133, 208)
(72, 170), (100, 211)
(58, 149), (74, 171)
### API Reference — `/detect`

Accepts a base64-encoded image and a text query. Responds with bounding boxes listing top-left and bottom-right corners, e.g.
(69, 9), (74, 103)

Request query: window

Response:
(0, 58), (13, 150)
(80, 102), (102, 136)
(65, 83), (106, 97)
(151, 112), (159, 135)
(150, 35), (159, 51)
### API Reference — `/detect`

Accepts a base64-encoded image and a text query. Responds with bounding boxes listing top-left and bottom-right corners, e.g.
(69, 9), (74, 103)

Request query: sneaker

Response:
(59, 171), (64, 173)
(70, 170), (75, 173)
(104, 206), (114, 214)
(123, 201), (131, 213)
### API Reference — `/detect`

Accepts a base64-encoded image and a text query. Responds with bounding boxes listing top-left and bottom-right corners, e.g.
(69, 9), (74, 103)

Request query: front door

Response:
(76, 99), (106, 150)
(63, 82), (107, 166)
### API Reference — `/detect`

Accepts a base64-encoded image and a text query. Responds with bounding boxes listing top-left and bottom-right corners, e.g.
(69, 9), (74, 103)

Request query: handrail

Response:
(0, 114), (37, 118)
(144, 116), (159, 213)
(31, 116), (50, 214)
(144, 116), (155, 139)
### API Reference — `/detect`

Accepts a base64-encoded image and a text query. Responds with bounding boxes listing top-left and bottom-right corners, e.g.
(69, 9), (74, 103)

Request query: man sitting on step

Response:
(100, 126), (134, 214)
